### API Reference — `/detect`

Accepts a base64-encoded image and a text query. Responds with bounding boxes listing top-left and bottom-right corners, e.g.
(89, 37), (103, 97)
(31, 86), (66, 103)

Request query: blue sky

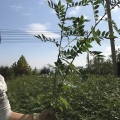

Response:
(0, 0), (120, 69)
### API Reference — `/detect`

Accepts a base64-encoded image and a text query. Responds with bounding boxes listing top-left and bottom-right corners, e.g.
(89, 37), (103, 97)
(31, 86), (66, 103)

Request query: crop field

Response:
(7, 75), (120, 120)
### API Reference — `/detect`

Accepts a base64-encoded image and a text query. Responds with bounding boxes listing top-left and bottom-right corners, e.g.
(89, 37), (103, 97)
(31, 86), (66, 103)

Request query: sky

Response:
(0, 0), (120, 69)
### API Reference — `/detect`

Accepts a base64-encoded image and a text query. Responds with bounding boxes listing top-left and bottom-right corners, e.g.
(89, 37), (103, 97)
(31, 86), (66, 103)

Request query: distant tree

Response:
(32, 67), (39, 75)
(11, 55), (32, 76)
(40, 66), (51, 74)
(89, 56), (113, 75)
(0, 66), (15, 80)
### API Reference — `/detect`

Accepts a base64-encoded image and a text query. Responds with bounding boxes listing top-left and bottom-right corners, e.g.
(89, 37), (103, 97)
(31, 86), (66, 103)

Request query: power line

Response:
(0, 29), (120, 44)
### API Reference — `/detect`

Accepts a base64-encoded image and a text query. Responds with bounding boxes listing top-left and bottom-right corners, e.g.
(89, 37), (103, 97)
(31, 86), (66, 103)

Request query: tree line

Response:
(1, 49), (120, 80)
(0, 55), (52, 80)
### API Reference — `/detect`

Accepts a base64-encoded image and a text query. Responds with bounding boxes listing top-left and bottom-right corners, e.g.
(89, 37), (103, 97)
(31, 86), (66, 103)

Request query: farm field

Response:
(7, 75), (120, 120)
(1, 0), (120, 120)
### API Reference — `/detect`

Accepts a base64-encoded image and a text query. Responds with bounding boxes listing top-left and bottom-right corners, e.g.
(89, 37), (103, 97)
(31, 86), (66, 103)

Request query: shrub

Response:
(40, 66), (51, 74)
(0, 66), (15, 80)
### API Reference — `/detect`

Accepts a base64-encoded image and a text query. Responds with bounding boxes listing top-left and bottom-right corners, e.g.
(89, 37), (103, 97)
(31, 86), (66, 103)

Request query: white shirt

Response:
(0, 74), (7, 99)
(0, 74), (12, 120)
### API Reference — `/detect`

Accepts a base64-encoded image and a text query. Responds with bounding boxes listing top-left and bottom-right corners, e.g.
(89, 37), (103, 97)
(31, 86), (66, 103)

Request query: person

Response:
(0, 74), (58, 120)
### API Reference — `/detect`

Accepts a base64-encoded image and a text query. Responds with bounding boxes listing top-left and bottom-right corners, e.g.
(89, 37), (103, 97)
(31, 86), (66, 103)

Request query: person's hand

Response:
(39, 109), (59, 120)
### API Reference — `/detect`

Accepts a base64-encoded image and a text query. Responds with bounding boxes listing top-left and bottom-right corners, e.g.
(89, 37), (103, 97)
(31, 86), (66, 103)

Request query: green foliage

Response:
(35, 0), (120, 116)
(66, 0), (72, 3)
(32, 67), (39, 75)
(89, 57), (113, 75)
(7, 75), (120, 119)
(91, 0), (102, 22)
(0, 66), (15, 80)
(11, 55), (32, 76)
(7, 75), (53, 113)
(40, 66), (52, 74)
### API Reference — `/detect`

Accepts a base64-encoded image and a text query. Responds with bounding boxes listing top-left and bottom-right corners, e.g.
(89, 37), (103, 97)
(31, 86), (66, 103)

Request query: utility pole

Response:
(106, 0), (117, 76)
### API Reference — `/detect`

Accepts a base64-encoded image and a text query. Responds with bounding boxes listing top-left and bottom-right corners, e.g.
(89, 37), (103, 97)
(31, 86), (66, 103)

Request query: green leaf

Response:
(93, 0), (101, 5)
(79, 1), (82, 5)
(75, 2), (78, 6)
(70, 30), (72, 35)
(77, 40), (80, 48)
(102, 31), (106, 37)
(66, 0), (72, 3)
(86, 42), (92, 48)
(47, 0), (54, 8)
(95, 37), (101, 45)
(58, 106), (63, 112)
(79, 25), (85, 30)
(73, 30), (76, 34)
(91, 51), (102, 55)
(73, 46), (77, 51)
(105, 31), (109, 37)
(78, 48), (82, 53)
(58, 0), (61, 6)
(96, 29), (101, 36)
(94, 5), (99, 9)
(60, 96), (69, 108)
(95, 10), (99, 14)
(82, 45), (88, 52)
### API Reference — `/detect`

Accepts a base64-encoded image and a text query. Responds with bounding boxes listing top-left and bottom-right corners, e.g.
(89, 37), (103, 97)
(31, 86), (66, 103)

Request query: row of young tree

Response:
(0, 55), (52, 80)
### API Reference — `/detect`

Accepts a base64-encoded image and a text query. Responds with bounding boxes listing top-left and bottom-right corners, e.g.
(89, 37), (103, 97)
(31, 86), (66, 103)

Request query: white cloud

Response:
(115, 45), (120, 51)
(73, 55), (87, 67)
(10, 5), (23, 11)
(84, 15), (88, 19)
(103, 46), (111, 57)
(69, 6), (80, 16)
(103, 45), (120, 58)
(26, 23), (60, 39)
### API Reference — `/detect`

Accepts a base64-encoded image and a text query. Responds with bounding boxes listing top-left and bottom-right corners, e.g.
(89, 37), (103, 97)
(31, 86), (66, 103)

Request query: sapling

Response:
(36, 0), (120, 118)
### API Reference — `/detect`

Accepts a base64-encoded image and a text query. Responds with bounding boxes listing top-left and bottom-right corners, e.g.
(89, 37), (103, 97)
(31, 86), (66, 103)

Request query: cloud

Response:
(103, 46), (111, 57)
(73, 54), (87, 67)
(26, 23), (60, 39)
(84, 15), (88, 19)
(69, 6), (80, 16)
(103, 45), (120, 58)
(10, 5), (23, 11)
